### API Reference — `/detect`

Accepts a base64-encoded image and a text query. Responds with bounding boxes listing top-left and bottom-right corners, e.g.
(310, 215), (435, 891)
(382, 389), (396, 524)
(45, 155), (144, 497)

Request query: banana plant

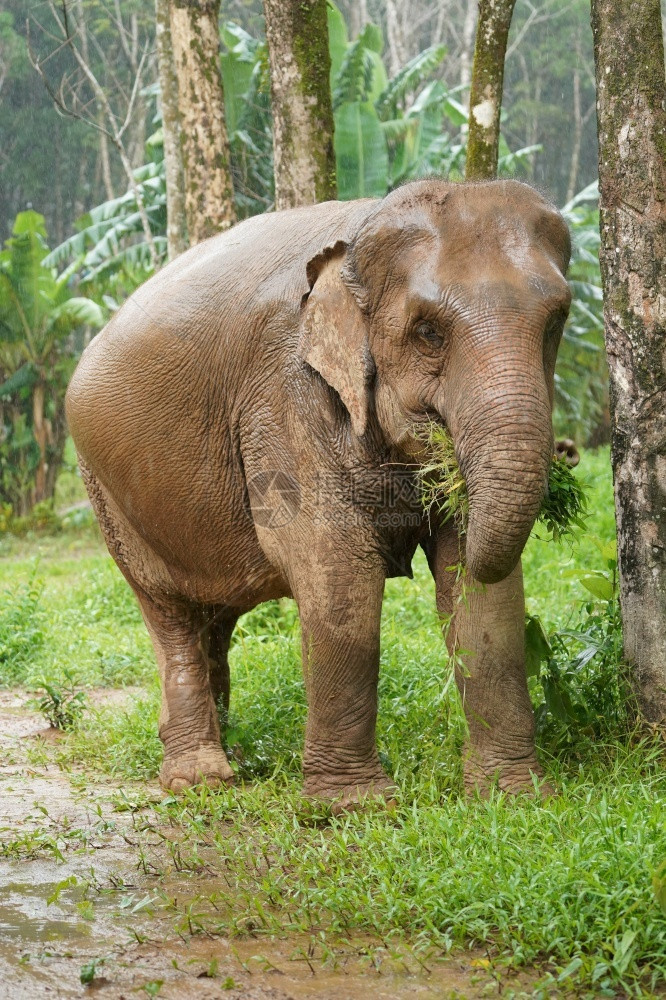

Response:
(0, 211), (103, 513)
(43, 110), (168, 298)
(328, 3), (453, 199)
(328, 4), (538, 200)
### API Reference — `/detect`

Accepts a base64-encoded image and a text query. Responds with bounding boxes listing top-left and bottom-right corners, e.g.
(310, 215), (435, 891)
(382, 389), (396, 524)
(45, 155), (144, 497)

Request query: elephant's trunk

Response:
(447, 373), (553, 585)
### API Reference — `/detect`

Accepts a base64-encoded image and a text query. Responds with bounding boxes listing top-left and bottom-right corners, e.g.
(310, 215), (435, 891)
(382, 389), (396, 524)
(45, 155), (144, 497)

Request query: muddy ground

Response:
(0, 691), (553, 999)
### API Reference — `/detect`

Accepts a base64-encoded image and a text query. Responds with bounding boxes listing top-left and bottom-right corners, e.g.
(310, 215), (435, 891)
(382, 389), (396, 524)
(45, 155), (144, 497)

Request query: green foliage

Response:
(526, 540), (630, 740)
(220, 23), (274, 217)
(0, 536), (153, 687)
(46, 28), (274, 288)
(537, 455), (588, 542)
(80, 960), (103, 986)
(330, 20), (459, 197)
(47, 5), (537, 290)
(0, 570), (44, 683)
(418, 422), (588, 542)
(417, 424), (468, 531)
(0, 499), (62, 536)
(34, 672), (87, 731)
(43, 118), (168, 298)
(329, 9), (540, 200)
(335, 101), (390, 199)
(0, 211), (103, 513)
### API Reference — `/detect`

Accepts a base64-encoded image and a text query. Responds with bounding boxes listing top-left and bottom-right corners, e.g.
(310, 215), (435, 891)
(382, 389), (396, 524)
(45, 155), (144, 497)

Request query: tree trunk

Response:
(459, 0), (477, 94)
(385, 0), (408, 77)
(32, 379), (48, 506)
(263, 0), (336, 210)
(99, 127), (115, 202)
(345, 0), (368, 39)
(170, 0), (236, 243)
(44, 398), (67, 504)
(155, 0), (188, 257)
(591, 0), (666, 723)
(465, 0), (517, 181)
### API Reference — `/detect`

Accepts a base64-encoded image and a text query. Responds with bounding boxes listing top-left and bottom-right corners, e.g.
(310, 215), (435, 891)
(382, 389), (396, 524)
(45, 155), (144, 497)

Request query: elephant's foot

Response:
(160, 743), (235, 793)
(303, 758), (396, 814)
(462, 743), (555, 798)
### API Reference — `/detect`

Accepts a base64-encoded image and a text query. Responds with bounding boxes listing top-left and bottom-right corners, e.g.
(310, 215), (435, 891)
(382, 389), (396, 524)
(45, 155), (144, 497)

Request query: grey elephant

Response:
(66, 179), (573, 807)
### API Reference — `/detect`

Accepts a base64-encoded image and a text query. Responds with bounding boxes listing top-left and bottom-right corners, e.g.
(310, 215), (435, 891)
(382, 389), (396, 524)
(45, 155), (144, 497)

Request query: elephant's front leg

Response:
(295, 559), (393, 809)
(432, 533), (547, 795)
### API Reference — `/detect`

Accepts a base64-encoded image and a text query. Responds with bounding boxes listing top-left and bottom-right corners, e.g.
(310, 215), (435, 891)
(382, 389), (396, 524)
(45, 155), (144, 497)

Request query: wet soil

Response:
(0, 691), (544, 999)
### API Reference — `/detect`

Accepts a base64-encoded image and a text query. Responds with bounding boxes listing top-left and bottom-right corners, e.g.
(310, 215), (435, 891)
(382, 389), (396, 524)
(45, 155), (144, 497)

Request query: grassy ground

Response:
(1, 447), (665, 996)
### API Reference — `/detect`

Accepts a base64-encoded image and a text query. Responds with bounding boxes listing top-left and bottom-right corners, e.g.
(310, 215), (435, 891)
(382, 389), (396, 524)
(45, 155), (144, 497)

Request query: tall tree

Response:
(169, 0), (236, 243)
(263, 0), (336, 210)
(591, 0), (666, 722)
(465, 0), (517, 180)
(154, 0), (188, 257)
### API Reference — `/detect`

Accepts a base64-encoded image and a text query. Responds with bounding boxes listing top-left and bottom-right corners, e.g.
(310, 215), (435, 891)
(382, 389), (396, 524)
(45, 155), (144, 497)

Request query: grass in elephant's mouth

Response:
(417, 422), (588, 542)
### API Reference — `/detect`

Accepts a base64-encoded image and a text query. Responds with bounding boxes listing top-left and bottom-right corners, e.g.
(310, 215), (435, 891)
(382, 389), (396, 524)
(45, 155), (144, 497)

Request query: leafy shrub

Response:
(0, 211), (103, 515)
(526, 541), (632, 740)
(34, 673), (87, 730)
(0, 499), (61, 536)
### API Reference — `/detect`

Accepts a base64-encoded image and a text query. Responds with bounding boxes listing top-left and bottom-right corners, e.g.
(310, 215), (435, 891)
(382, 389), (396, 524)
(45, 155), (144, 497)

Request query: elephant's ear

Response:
(298, 241), (371, 438)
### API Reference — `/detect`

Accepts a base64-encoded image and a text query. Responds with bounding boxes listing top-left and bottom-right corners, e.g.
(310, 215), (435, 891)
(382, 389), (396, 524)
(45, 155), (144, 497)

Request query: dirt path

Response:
(0, 691), (543, 999)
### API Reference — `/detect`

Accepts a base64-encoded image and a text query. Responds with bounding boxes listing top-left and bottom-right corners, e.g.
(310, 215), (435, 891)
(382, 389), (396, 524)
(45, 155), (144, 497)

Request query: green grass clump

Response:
(418, 423), (587, 541)
(34, 672), (87, 730)
(418, 425), (469, 530)
(538, 449), (588, 541)
(0, 570), (44, 683)
(0, 540), (153, 687)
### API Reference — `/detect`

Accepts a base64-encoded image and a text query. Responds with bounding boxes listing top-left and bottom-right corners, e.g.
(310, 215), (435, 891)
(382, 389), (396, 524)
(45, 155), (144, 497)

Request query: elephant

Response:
(66, 178), (573, 808)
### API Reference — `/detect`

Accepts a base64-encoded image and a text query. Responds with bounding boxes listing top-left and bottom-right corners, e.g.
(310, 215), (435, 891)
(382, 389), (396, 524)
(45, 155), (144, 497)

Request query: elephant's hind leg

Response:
(137, 594), (235, 793)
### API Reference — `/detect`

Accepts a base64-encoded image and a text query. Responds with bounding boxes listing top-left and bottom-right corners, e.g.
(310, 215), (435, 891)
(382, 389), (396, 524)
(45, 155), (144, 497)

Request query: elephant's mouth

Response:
(397, 411), (449, 459)
(409, 410), (553, 586)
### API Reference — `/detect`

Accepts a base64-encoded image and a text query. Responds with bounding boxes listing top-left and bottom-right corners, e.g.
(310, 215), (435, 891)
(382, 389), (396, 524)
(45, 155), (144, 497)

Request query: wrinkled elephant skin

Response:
(66, 180), (572, 804)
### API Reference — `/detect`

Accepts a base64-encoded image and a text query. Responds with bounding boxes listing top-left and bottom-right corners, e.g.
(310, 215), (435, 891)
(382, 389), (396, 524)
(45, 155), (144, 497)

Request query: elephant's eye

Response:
(414, 320), (443, 348)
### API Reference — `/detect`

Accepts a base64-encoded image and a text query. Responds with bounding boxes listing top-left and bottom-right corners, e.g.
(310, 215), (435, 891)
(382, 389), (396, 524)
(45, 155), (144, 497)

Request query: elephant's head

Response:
(298, 180), (572, 584)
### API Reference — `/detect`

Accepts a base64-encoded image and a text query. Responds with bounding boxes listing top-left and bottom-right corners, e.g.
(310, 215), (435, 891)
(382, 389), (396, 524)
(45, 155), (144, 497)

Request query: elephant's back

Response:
(94, 198), (373, 359)
(68, 198), (372, 443)
(69, 199), (374, 425)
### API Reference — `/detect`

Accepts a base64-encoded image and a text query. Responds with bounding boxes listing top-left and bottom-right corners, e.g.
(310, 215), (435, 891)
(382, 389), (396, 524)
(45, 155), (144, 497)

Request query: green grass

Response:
(0, 528), (154, 687)
(2, 447), (666, 994)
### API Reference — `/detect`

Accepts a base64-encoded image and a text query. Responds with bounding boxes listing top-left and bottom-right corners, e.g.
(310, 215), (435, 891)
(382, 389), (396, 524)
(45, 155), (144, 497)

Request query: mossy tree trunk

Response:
(263, 0), (337, 210)
(155, 0), (188, 257)
(169, 0), (236, 244)
(591, 0), (666, 723)
(465, 0), (516, 181)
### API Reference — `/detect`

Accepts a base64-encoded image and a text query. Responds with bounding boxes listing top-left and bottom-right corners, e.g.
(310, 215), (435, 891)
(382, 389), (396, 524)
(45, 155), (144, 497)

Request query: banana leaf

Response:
(334, 101), (388, 200)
